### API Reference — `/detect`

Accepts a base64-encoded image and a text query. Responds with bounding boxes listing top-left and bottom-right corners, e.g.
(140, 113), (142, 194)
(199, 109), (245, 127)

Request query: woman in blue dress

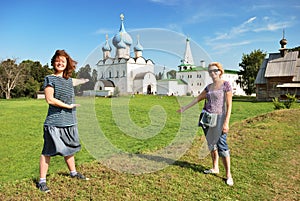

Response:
(37, 50), (89, 192)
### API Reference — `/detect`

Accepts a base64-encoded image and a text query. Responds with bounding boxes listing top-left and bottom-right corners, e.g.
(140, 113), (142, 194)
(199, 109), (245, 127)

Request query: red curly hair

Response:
(51, 50), (77, 79)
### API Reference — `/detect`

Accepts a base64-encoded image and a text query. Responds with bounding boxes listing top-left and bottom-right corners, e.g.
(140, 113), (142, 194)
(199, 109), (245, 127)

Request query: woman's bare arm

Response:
(177, 90), (207, 113)
(44, 86), (78, 109)
(72, 78), (89, 86)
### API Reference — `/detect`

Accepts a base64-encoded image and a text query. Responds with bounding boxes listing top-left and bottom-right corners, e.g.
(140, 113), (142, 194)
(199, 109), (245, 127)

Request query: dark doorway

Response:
(147, 85), (152, 94)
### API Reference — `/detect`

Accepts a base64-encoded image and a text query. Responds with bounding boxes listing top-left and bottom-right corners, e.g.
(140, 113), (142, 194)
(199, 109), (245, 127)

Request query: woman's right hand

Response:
(177, 107), (185, 113)
(70, 104), (80, 109)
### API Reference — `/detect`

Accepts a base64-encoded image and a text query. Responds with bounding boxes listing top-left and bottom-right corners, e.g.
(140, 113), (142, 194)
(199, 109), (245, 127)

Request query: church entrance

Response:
(147, 85), (152, 94)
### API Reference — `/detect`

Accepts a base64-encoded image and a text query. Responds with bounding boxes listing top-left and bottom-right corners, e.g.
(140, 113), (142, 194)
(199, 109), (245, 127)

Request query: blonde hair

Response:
(208, 62), (224, 77)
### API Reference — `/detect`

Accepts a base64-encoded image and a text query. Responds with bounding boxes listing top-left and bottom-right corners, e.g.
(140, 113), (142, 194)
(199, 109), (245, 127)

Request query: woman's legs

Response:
(64, 155), (89, 180)
(221, 155), (233, 185)
(221, 155), (232, 179)
(210, 149), (220, 173)
(64, 155), (76, 172)
(217, 134), (232, 178)
(39, 155), (50, 179)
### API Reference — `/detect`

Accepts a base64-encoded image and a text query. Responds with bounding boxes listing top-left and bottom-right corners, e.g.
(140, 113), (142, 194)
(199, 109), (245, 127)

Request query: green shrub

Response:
(283, 93), (297, 109)
(272, 93), (297, 110)
(272, 97), (285, 110)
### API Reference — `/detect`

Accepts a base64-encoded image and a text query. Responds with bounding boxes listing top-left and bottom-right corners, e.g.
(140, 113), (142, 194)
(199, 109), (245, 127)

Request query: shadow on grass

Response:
(136, 154), (226, 184)
(174, 160), (226, 182)
(30, 154), (225, 187)
(136, 154), (214, 173)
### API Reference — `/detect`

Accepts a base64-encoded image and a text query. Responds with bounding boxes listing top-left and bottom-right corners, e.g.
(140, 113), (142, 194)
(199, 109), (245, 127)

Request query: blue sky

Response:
(1, 0), (299, 71)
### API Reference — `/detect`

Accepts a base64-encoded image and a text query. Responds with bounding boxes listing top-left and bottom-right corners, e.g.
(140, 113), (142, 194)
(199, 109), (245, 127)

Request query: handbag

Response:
(199, 111), (217, 127)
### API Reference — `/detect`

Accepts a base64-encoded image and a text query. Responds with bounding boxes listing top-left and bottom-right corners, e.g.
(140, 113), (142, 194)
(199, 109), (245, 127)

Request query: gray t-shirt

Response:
(43, 75), (77, 127)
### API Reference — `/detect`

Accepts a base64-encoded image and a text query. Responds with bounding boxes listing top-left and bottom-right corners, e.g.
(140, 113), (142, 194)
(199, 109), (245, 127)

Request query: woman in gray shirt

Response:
(37, 50), (89, 192)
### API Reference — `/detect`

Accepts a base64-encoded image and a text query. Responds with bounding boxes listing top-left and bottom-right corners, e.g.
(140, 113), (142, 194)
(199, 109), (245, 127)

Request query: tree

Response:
(156, 72), (162, 80)
(12, 60), (53, 98)
(75, 64), (97, 94)
(0, 59), (27, 99)
(290, 46), (300, 51)
(10, 60), (53, 98)
(238, 49), (266, 95)
(167, 70), (176, 79)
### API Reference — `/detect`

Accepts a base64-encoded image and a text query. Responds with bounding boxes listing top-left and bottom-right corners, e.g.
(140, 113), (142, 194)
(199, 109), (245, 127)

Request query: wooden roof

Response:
(255, 51), (300, 84)
(255, 58), (268, 84)
(265, 51), (298, 78)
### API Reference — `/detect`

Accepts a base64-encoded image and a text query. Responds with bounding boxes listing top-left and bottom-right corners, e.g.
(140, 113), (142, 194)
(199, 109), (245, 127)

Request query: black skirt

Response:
(42, 125), (81, 156)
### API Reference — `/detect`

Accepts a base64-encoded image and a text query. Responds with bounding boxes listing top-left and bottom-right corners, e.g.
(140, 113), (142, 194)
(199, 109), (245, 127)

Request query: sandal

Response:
(226, 177), (234, 186)
(203, 169), (219, 174)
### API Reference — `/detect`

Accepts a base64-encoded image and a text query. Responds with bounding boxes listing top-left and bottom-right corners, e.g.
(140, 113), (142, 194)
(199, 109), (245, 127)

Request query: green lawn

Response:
(0, 96), (299, 200)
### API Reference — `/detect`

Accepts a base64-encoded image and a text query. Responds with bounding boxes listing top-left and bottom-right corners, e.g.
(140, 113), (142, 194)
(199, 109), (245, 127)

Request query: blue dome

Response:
(112, 14), (132, 47)
(134, 37), (143, 51)
(102, 39), (111, 51)
(116, 37), (126, 49)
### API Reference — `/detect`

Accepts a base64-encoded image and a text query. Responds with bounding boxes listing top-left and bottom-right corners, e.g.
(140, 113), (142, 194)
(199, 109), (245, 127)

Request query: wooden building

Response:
(255, 36), (300, 101)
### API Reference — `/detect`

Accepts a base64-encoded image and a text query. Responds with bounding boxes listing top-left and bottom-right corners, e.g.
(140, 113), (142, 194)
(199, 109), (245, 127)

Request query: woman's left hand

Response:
(222, 123), (229, 133)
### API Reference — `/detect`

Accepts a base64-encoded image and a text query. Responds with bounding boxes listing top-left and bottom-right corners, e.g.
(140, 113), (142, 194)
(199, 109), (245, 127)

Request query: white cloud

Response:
(254, 21), (292, 32)
(93, 28), (115, 35)
(208, 41), (252, 58)
(231, 16), (257, 35)
(207, 15), (295, 44)
(246, 17), (257, 24)
(211, 41), (251, 51)
(207, 17), (257, 43)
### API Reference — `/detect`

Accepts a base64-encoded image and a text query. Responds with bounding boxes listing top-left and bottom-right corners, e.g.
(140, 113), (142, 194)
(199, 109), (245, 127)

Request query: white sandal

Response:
(203, 169), (219, 174)
(226, 177), (234, 186)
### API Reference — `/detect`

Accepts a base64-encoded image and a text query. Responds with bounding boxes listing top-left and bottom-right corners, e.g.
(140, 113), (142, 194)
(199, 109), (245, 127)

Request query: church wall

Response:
(177, 71), (209, 96)
(133, 72), (157, 94)
(222, 73), (246, 96)
(116, 77), (128, 95)
(126, 63), (154, 93)
(157, 80), (187, 96)
(176, 69), (246, 96)
(169, 81), (187, 96)
(142, 73), (157, 94)
(157, 81), (170, 95)
(133, 79), (143, 94)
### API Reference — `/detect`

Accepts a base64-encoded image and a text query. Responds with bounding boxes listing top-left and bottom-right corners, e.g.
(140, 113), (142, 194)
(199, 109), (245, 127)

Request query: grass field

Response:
(0, 96), (299, 200)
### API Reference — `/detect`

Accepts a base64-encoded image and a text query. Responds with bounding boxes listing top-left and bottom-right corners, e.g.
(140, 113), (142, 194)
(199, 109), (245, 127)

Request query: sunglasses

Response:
(208, 69), (220, 73)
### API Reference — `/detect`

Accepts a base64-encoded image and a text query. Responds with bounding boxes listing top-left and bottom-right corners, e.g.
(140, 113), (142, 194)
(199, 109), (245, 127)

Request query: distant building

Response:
(95, 14), (156, 96)
(94, 14), (245, 97)
(170, 38), (245, 96)
(255, 34), (300, 101)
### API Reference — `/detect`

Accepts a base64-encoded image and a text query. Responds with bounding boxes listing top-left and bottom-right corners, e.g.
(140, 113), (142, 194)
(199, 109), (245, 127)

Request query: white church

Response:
(93, 14), (245, 97)
(94, 14), (156, 96)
